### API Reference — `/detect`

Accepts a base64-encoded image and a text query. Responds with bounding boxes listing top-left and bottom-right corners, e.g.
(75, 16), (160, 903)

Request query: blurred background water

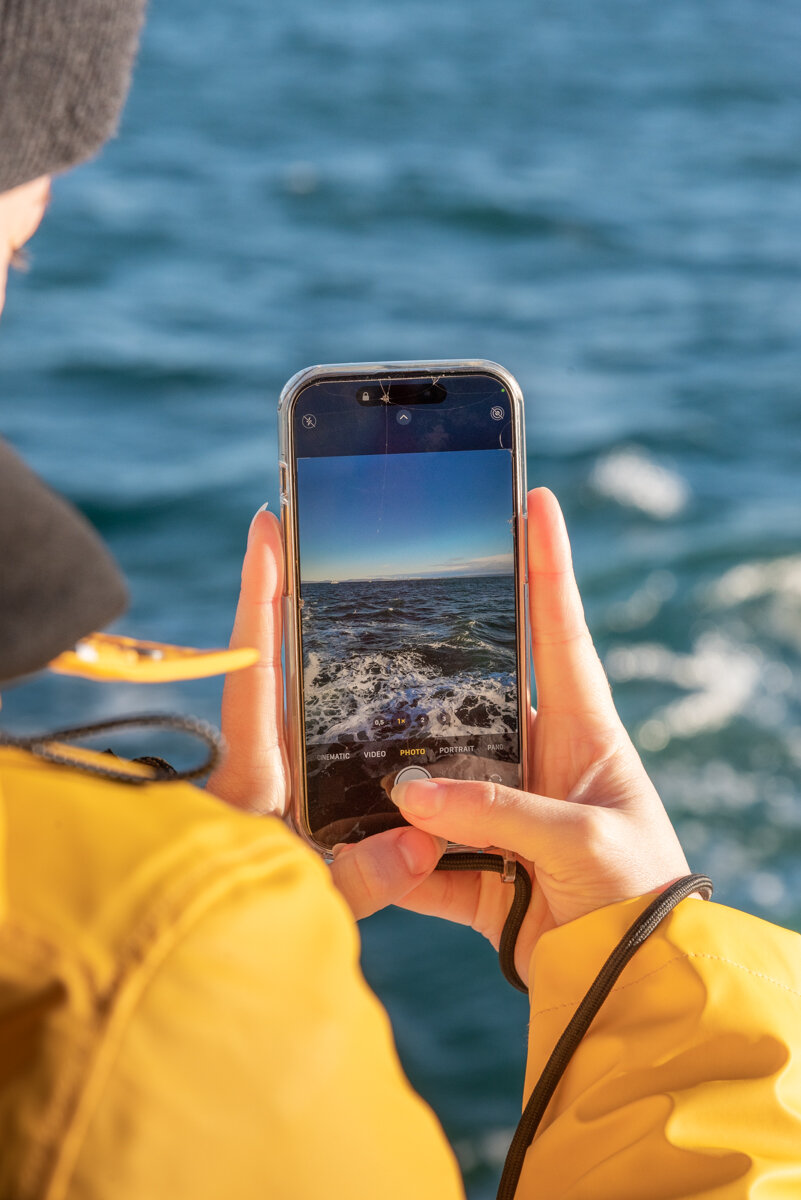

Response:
(2, 0), (801, 1193)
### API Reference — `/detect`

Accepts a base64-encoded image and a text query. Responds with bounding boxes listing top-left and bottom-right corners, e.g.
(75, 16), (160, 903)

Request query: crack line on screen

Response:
(377, 379), (391, 535)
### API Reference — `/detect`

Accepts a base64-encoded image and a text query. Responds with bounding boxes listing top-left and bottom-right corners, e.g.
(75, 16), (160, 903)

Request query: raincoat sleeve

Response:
(65, 815), (464, 1200)
(516, 892), (801, 1198)
(0, 754), (463, 1200)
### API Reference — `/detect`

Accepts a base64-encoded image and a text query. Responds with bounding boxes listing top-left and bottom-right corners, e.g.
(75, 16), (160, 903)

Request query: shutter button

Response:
(393, 765), (432, 786)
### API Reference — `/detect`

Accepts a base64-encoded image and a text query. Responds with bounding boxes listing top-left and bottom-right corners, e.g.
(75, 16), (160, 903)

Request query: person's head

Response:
(0, 0), (148, 686)
(0, 0), (147, 316)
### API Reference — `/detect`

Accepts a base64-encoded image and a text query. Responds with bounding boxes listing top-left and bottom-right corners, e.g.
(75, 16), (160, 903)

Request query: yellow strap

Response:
(48, 633), (258, 683)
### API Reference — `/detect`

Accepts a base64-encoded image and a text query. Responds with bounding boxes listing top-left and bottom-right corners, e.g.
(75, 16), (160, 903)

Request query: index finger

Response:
(207, 507), (288, 814)
(527, 488), (618, 729)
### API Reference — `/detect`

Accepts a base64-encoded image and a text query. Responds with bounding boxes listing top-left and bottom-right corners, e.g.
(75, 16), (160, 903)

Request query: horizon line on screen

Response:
(302, 566), (514, 584)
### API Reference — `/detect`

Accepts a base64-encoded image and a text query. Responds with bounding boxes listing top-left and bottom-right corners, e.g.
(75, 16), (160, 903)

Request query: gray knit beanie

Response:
(0, 0), (147, 193)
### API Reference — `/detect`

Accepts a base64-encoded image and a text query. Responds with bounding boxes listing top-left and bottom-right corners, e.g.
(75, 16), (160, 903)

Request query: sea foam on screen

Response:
(296, 448), (519, 757)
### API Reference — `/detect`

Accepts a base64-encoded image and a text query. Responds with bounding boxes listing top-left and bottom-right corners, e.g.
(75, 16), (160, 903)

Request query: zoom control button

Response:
(393, 765), (432, 786)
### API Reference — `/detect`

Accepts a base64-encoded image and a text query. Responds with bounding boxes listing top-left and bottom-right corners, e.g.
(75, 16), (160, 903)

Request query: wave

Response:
(590, 447), (690, 519)
(606, 632), (763, 749)
(300, 574), (519, 742)
(303, 647), (517, 742)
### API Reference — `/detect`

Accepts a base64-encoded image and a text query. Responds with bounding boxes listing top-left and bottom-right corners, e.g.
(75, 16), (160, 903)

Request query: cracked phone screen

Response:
(292, 372), (522, 849)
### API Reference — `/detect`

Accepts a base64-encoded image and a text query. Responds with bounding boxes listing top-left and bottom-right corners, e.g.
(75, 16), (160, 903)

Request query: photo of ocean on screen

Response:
(301, 574), (518, 745)
(296, 447), (519, 751)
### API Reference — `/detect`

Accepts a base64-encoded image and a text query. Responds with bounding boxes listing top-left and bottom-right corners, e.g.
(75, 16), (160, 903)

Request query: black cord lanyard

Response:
(438, 856), (714, 1200)
(436, 852), (532, 992)
(0, 713), (223, 783)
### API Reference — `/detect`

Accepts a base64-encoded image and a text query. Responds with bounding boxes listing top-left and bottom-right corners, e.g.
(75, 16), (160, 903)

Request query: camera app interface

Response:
(293, 374), (521, 847)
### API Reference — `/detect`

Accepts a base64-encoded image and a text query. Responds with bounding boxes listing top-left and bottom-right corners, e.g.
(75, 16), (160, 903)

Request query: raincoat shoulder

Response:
(0, 747), (462, 1200)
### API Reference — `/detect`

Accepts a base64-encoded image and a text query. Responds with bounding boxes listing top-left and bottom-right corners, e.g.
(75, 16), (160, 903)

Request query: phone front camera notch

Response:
(356, 384), (388, 406)
(356, 380), (446, 407)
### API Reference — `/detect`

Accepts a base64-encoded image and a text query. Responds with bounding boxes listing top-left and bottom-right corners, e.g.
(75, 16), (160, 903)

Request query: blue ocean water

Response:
(2, 1), (801, 1193)
(300, 575), (520, 845)
(301, 575), (518, 741)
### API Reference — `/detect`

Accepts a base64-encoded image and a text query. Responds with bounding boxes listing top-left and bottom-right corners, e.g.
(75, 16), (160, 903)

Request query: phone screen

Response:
(290, 372), (524, 848)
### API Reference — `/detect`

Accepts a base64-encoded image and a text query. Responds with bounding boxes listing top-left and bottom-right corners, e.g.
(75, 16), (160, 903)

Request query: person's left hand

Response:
(206, 506), (445, 918)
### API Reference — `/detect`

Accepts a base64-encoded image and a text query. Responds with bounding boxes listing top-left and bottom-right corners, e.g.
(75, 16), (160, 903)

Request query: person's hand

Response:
(206, 506), (445, 918)
(208, 495), (692, 976)
(382, 488), (691, 986)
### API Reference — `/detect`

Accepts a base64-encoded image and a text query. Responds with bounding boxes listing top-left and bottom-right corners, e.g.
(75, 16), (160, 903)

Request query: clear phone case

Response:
(278, 360), (529, 858)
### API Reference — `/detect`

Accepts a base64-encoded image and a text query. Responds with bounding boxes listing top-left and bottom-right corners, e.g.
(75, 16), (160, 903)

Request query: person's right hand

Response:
(336, 488), (692, 986)
(207, 505), (446, 920)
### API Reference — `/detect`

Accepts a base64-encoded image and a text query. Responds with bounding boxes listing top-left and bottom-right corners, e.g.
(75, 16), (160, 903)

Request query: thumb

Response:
(330, 827), (446, 920)
(391, 776), (588, 865)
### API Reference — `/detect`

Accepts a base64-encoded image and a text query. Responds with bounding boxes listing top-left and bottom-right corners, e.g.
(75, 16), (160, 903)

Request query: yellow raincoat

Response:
(2, 745), (800, 1199)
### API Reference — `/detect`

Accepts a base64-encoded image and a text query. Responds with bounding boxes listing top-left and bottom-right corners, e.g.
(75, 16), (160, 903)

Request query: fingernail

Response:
(247, 502), (270, 544)
(391, 779), (444, 818)
(396, 828), (437, 875)
(331, 842), (349, 859)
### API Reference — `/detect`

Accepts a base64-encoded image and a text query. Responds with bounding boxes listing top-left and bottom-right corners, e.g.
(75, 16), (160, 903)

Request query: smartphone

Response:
(278, 360), (529, 856)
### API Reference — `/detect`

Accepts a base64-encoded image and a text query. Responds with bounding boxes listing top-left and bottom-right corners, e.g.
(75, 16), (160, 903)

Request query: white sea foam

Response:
(705, 554), (801, 606)
(590, 447), (690, 519)
(607, 632), (762, 748)
(749, 872), (787, 907)
(606, 569), (677, 631)
(454, 1128), (516, 1173)
(304, 646), (515, 742)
